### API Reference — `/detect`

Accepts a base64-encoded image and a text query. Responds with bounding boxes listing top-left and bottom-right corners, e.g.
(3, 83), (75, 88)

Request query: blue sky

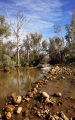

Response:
(0, 0), (75, 41)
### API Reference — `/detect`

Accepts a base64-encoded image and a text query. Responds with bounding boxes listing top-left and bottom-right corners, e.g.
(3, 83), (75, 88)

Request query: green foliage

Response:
(63, 54), (75, 63)
(30, 32), (42, 50)
(29, 50), (43, 66)
(2, 54), (16, 68)
(49, 37), (64, 64)
(2, 54), (11, 67)
(0, 15), (10, 37)
(20, 57), (28, 67)
(42, 40), (48, 52)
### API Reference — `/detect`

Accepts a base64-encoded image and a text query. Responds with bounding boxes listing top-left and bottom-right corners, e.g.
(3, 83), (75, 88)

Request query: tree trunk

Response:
(27, 49), (29, 65)
(17, 46), (20, 67)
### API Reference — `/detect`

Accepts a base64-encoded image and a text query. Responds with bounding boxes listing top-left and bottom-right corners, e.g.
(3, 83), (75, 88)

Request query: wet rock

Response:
(6, 112), (12, 120)
(5, 105), (15, 113)
(16, 107), (22, 114)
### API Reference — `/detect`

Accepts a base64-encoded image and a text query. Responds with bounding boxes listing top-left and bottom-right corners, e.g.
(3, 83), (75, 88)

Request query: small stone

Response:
(16, 107), (22, 114)
(59, 111), (69, 120)
(6, 112), (12, 120)
(42, 92), (49, 98)
(14, 96), (22, 104)
(58, 92), (62, 97)
(5, 105), (15, 112)
(72, 116), (75, 120)
(53, 92), (62, 97)
(24, 117), (29, 120)
(0, 114), (2, 119)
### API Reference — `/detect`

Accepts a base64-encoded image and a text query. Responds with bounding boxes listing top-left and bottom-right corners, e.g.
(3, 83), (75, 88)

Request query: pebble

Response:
(16, 107), (22, 114)
(6, 112), (12, 120)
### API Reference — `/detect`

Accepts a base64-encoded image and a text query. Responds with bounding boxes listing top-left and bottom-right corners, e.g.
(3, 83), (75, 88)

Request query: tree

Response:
(23, 34), (32, 65)
(54, 24), (61, 36)
(71, 9), (75, 41)
(49, 38), (56, 63)
(0, 15), (10, 53)
(49, 37), (64, 64)
(65, 24), (72, 45)
(65, 9), (75, 45)
(4, 41), (16, 57)
(7, 7), (26, 67)
(42, 40), (48, 53)
(30, 32), (42, 51)
(55, 37), (64, 61)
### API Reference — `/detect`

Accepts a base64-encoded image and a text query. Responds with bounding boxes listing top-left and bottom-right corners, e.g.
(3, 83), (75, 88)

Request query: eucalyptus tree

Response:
(30, 32), (42, 51)
(49, 37), (64, 64)
(65, 9), (75, 45)
(23, 34), (32, 65)
(42, 40), (48, 53)
(4, 41), (16, 57)
(0, 15), (10, 53)
(6, 7), (27, 67)
(71, 9), (75, 41)
(54, 24), (61, 37)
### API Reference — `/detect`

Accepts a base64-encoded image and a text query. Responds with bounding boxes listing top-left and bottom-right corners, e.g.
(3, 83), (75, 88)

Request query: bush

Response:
(2, 54), (11, 67)
(2, 54), (16, 68)
(63, 54), (75, 63)
(20, 57), (28, 67)
(29, 50), (43, 66)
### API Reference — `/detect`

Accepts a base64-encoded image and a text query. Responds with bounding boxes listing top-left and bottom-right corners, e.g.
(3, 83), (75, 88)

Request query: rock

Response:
(0, 114), (2, 119)
(45, 98), (51, 103)
(24, 117), (29, 120)
(5, 105), (15, 112)
(33, 88), (38, 94)
(25, 110), (29, 117)
(16, 107), (22, 114)
(42, 92), (49, 98)
(6, 112), (12, 120)
(28, 92), (33, 98)
(72, 116), (75, 120)
(53, 92), (62, 97)
(25, 97), (30, 102)
(36, 111), (41, 117)
(12, 93), (22, 104)
(14, 96), (22, 104)
(59, 111), (69, 120)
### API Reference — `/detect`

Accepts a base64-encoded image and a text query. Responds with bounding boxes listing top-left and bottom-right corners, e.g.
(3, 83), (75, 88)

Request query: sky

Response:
(0, 0), (75, 42)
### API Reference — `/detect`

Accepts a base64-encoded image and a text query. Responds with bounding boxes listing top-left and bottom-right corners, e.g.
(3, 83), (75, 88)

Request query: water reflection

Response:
(0, 67), (75, 106)
(0, 68), (42, 100)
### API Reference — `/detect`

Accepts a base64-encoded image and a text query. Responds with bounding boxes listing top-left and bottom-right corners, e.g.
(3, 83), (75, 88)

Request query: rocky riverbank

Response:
(0, 65), (75, 120)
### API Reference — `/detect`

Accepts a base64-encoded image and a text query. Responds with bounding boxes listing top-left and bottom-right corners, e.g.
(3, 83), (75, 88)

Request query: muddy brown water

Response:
(0, 67), (75, 110)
